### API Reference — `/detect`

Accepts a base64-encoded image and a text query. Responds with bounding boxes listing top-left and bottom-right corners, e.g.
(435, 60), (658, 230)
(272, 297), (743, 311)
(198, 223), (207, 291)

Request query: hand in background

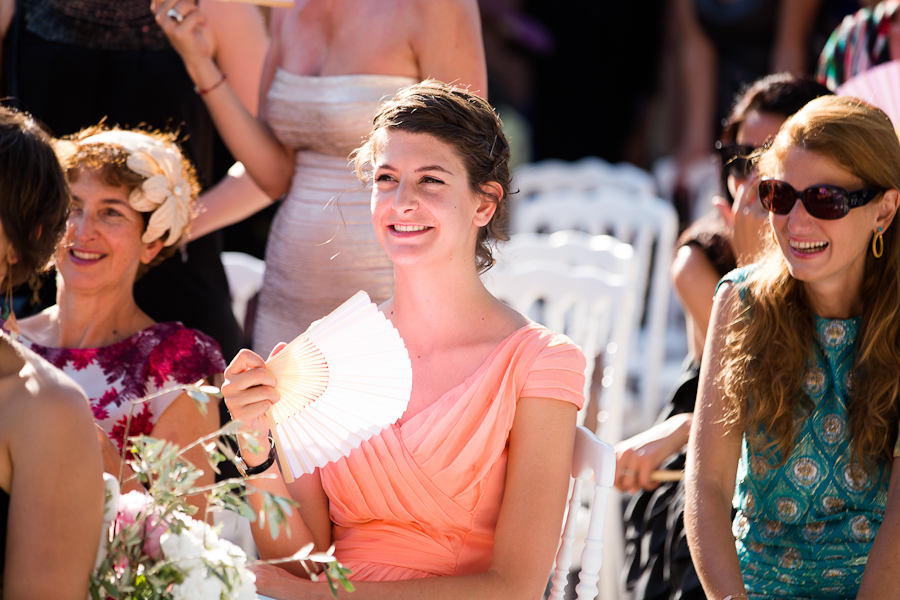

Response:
(152, 0), (214, 70)
(713, 172), (770, 267)
(614, 413), (692, 493)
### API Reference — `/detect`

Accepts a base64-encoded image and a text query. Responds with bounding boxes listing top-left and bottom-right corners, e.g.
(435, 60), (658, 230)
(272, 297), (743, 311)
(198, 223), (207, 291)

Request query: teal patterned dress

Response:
(721, 267), (895, 599)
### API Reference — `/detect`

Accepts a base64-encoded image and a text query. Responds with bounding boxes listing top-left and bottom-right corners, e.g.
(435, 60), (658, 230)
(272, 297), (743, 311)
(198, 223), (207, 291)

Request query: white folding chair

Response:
(493, 232), (638, 443)
(496, 231), (635, 277)
(220, 251), (266, 333)
(482, 261), (632, 447)
(510, 189), (679, 430)
(548, 425), (616, 600)
(514, 156), (657, 200)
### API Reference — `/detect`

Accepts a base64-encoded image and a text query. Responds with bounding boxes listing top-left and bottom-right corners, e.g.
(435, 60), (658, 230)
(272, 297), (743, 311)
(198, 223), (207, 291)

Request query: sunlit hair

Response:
(721, 95), (900, 466)
(352, 79), (511, 273)
(0, 107), (69, 288)
(55, 125), (199, 274)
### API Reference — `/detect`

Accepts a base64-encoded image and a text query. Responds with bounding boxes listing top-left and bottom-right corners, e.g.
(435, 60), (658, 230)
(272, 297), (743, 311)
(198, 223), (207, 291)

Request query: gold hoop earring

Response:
(873, 227), (884, 259)
(4, 260), (18, 340)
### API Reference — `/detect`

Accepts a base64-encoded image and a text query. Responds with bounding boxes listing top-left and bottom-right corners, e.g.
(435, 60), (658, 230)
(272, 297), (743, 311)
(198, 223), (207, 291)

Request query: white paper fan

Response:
(837, 60), (900, 128)
(265, 291), (412, 482)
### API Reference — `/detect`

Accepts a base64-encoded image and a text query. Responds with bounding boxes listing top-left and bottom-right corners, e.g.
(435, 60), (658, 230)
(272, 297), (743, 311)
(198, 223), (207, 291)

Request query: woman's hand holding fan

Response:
(265, 292), (413, 482)
(223, 292), (413, 482)
(222, 345), (285, 463)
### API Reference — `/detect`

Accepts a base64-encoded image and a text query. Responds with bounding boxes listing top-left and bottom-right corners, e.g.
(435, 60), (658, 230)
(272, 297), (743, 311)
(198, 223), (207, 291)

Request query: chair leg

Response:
(574, 483), (609, 600)
(549, 478), (583, 599)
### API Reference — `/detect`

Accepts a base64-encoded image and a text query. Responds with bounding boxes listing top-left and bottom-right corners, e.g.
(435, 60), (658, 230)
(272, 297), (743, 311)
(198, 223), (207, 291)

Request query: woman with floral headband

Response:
(5, 127), (225, 515)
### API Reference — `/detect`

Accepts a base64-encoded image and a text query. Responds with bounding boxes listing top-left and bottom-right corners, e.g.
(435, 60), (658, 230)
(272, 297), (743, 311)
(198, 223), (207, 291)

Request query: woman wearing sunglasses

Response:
(685, 95), (900, 600)
(620, 73), (829, 600)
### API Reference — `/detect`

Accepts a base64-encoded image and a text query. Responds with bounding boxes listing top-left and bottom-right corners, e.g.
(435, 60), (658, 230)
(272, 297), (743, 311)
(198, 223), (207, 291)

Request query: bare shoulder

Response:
(16, 306), (57, 345)
(671, 243), (718, 287)
(202, 1), (267, 34)
(5, 342), (94, 433)
(406, 0), (479, 33)
(408, 0), (478, 17)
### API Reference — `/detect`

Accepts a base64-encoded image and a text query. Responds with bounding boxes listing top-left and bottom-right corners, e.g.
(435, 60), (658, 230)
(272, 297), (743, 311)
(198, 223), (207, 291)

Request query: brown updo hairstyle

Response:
(56, 126), (200, 276)
(353, 80), (512, 272)
(0, 107), (69, 288)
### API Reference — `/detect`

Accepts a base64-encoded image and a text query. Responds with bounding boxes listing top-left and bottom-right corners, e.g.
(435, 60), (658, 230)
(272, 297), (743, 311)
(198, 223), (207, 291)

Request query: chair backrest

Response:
(510, 189), (678, 430)
(221, 251), (267, 332)
(482, 261), (634, 443)
(513, 156), (657, 200)
(492, 232), (638, 441)
(548, 425), (616, 600)
(95, 473), (120, 571)
(495, 231), (635, 278)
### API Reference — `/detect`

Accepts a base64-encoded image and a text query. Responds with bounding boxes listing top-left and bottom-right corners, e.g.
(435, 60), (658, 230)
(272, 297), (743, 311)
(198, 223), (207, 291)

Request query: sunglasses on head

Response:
(715, 141), (756, 179)
(758, 179), (885, 220)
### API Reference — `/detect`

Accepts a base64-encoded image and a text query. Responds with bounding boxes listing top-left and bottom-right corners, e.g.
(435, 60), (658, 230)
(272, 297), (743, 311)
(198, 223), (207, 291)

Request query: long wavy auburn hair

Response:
(721, 95), (900, 466)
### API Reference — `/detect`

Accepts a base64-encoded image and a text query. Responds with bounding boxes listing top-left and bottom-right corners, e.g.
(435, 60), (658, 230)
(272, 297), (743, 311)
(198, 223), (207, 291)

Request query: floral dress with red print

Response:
(8, 321), (225, 450)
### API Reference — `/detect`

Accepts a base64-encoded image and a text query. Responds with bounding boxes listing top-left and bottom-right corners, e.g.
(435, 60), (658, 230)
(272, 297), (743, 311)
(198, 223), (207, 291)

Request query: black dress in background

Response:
(622, 215), (737, 600)
(2, 0), (242, 361)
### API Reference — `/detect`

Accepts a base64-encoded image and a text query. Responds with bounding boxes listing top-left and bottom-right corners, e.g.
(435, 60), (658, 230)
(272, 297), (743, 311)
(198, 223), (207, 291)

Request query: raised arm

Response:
(771, 0), (821, 74)
(4, 375), (104, 600)
(671, 242), (722, 355)
(857, 455), (900, 599)
(221, 347), (328, 576)
(410, 0), (488, 96)
(684, 282), (746, 599)
(155, 0), (295, 198)
(673, 0), (717, 171)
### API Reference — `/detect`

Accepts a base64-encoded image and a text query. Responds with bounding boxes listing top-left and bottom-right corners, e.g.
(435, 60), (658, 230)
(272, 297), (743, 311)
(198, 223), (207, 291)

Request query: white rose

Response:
(170, 568), (226, 600)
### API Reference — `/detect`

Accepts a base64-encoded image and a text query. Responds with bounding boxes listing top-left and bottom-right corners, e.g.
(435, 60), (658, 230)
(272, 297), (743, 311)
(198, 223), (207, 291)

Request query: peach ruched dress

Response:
(320, 323), (586, 581)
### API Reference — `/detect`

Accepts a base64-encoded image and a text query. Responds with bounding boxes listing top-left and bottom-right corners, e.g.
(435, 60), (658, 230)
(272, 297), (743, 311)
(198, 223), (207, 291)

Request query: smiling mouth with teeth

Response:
(392, 224), (429, 232)
(789, 240), (829, 253)
(70, 249), (104, 260)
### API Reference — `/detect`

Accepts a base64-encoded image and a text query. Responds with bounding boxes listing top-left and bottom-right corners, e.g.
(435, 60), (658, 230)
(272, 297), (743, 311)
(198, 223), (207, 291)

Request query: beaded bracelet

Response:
(194, 72), (227, 96)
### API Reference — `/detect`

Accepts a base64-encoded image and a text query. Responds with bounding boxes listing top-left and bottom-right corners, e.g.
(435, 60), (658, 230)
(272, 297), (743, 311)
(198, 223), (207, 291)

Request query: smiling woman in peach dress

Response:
(223, 81), (586, 599)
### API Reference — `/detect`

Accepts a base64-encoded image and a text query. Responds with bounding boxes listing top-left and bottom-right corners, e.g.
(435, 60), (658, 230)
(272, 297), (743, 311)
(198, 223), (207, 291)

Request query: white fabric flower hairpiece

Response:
(80, 130), (193, 247)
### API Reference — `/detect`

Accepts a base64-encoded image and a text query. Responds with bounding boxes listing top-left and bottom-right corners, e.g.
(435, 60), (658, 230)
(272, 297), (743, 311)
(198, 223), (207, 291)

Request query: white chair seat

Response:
(221, 251), (266, 333)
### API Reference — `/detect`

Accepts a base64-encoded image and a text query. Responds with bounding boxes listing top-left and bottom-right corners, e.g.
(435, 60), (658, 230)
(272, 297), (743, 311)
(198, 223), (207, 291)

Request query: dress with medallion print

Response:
(720, 266), (896, 600)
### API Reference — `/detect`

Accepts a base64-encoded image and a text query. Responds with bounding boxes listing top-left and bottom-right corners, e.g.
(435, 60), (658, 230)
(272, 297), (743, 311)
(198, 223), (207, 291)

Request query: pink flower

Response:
(114, 491), (169, 559)
(143, 513), (168, 560)
(115, 491), (153, 527)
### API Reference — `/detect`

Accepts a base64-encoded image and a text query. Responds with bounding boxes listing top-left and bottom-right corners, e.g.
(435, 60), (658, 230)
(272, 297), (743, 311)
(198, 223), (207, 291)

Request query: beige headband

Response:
(80, 131), (192, 247)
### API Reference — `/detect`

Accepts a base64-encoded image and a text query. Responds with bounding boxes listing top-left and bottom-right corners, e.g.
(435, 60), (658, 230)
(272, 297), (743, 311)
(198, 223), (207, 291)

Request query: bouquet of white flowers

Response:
(90, 384), (353, 600)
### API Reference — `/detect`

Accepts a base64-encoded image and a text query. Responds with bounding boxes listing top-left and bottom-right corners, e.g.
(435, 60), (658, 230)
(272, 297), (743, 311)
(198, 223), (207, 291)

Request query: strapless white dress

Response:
(254, 70), (416, 356)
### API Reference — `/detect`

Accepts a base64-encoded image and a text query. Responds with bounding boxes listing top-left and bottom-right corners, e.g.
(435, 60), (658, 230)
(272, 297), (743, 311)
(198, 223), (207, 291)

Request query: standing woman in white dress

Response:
(154, 0), (488, 356)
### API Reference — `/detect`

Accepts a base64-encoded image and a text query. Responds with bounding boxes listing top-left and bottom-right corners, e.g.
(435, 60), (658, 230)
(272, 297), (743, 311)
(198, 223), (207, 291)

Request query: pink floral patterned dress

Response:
(6, 321), (225, 450)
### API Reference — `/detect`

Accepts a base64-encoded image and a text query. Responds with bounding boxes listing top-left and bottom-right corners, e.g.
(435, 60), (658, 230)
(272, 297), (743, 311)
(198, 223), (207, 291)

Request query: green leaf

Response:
(186, 389), (210, 416)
